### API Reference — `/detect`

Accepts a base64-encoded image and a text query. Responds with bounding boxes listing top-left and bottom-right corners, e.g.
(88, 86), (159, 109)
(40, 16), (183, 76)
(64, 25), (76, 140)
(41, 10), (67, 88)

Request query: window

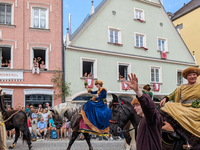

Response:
(32, 7), (48, 29)
(151, 66), (162, 83)
(81, 57), (97, 78)
(110, 30), (119, 43)
(108, 27), (122, 44)
(33, 49), (46, 69)
(25, 94), (52, 108)
(118, 62), (131, 81)
(134, 8), (144, 20)
(0, 47), (11, 68)
(82, 61), (94, 78)
(0, 4), (12, 25)
(4, 95), (12, 109)
(158, 38), (168, 52)
(177, 71), (183, 85)
(31, 48), (48, 70)
(136, 34), (144, 47)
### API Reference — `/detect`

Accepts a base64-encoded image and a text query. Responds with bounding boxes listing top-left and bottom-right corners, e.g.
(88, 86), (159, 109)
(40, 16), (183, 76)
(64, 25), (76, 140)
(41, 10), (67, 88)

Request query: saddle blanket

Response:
(78, 118), (99, 135)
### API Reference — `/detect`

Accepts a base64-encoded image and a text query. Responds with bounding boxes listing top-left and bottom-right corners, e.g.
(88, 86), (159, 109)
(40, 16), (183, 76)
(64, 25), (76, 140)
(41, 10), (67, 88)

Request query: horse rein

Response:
(109, 99), (135, 133)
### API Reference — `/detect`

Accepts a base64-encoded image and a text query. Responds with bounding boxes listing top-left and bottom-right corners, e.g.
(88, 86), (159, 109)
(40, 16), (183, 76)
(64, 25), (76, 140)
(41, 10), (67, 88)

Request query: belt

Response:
(182, 100), (197, 104)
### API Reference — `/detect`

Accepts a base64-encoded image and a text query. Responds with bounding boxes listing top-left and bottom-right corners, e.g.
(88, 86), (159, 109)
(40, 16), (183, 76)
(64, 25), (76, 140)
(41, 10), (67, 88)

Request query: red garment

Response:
(136, 93), (163, 150)
(27, 120), (31, 127)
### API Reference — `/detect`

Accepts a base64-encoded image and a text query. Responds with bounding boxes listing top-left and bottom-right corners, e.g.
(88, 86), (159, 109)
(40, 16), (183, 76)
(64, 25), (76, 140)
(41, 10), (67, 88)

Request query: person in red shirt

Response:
(27, 116), (32, 133)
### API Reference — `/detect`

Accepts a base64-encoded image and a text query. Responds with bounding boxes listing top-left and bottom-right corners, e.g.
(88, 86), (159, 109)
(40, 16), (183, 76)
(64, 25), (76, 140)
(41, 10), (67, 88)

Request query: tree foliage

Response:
(51, 70), (71, 100)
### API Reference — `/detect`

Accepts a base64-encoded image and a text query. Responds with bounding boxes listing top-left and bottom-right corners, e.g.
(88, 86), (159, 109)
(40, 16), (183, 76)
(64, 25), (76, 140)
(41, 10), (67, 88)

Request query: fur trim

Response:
(95, 80), (103, 85)
(182, 67), (200, 79)
(81, 108), (110, 133)
(131, 98), (140, 106)
(88, 89), (92, 93)
(97, 88), (107, 95)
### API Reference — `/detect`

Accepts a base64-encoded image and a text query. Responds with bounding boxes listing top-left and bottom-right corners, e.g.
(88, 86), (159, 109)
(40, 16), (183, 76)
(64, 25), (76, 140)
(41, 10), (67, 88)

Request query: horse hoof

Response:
(8, 146), (14, 149)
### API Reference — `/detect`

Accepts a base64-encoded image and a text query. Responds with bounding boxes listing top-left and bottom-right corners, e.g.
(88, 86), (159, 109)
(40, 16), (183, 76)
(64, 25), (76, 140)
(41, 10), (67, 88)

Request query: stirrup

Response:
(183, 141), (193, 150)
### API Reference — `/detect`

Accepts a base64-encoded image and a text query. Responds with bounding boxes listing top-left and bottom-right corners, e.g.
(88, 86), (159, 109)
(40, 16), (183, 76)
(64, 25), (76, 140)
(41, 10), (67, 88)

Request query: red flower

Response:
(3, 117), (5, 119)
(121, 101), (124, 105)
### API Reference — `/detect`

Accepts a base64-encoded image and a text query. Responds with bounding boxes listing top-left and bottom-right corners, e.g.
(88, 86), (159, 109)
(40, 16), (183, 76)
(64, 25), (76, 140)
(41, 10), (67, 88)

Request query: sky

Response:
(63, 0), (191, 39)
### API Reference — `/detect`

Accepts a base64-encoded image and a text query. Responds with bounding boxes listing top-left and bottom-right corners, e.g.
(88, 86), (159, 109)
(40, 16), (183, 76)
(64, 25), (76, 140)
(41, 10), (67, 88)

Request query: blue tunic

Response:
(82, 88), (111, 131)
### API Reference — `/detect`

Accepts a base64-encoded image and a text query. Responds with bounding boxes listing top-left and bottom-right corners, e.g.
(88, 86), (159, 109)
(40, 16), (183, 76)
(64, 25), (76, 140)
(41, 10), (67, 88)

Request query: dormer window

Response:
(134, 8), (145, 22)
(108, 27), (122, 45)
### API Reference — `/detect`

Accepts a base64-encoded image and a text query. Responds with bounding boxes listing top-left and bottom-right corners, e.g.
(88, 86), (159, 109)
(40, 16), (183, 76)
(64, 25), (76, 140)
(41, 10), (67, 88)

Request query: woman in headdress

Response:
(82, 80), (111, 134)
(160, 67), (200, 148)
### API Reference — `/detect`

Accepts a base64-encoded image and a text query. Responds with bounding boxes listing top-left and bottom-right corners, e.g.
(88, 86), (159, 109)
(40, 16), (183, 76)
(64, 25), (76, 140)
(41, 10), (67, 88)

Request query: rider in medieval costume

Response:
(160, 67), (200, 149)
(82, 80), (111, 133)
(0, 87), (8, 150)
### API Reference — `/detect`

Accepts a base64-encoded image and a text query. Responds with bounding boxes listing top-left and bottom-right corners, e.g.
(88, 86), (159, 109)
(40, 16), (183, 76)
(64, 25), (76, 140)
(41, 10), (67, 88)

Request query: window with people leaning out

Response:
(118, 65), (128, 81)
(82, 61), (94, 78)
(0, 47), (11, 68)
(32, 49), (47, 74)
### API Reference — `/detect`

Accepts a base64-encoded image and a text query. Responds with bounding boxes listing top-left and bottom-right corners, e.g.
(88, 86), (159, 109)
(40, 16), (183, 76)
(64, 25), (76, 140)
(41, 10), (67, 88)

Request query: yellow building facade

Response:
(172, 1), (200, 80)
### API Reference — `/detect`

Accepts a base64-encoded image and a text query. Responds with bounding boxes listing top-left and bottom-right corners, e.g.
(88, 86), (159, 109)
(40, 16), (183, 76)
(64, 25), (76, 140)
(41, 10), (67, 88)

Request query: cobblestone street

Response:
(6, 139), (125, 150)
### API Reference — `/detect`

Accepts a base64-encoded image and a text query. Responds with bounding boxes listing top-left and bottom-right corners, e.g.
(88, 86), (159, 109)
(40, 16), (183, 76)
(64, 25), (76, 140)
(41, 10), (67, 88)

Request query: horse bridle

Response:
(109, 98), (135, 133)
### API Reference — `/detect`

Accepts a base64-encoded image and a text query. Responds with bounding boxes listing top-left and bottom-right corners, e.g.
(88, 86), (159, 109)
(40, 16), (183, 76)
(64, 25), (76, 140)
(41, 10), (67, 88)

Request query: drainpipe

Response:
(61, 0), (65, 103)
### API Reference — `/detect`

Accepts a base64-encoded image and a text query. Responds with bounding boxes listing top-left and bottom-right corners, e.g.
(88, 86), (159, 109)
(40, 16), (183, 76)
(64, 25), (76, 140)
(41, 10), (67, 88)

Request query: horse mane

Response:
(52, 102), (80, 119)
(3, 110), (22, 118)
(109, 96), (133, 108)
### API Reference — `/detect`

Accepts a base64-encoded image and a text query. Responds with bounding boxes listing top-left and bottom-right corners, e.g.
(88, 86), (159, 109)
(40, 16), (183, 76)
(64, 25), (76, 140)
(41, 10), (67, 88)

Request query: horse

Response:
(3, 110), (32, 150)
(109, 94), (195, 150)
(51, 102), (139, 150)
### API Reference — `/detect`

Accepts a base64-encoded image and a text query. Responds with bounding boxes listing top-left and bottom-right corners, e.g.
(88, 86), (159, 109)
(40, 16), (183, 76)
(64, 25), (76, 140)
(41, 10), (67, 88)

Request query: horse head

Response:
(50, 109), (63, 129)
(109, 94), (141, 136)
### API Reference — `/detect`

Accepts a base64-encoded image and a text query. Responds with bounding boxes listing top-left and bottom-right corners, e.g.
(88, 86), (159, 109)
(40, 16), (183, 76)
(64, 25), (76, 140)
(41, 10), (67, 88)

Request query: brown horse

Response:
(3, 110), (32, 150)
(51, 102), (137, 150)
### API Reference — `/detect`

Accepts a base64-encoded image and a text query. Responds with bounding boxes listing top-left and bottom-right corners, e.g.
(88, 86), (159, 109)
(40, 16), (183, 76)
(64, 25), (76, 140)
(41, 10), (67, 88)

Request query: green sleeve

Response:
(167, 89), (176, 102)
(142, 90), (153, 99)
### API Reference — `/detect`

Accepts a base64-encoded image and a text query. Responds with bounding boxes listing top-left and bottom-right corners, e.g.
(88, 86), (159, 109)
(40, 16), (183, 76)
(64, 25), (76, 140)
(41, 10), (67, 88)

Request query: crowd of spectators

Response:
(5, 103), (72, 141)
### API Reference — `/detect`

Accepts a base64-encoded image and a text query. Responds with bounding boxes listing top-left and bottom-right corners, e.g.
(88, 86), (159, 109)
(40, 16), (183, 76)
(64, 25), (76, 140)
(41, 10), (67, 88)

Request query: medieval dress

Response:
(160, 82), (200, 148)
(0, 94), (8, 150)
(81, 88), (112, 134)
(136, 93), (163, 150)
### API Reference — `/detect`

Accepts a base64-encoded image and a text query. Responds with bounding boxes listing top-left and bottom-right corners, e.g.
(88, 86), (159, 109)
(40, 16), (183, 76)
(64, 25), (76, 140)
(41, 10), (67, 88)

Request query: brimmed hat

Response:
(30, 105), (34, 108)
(94, 80), (103, 85)
(131, 98), (140, 106)
(182, 67), (200, 79)
(46, 103), (49, 105)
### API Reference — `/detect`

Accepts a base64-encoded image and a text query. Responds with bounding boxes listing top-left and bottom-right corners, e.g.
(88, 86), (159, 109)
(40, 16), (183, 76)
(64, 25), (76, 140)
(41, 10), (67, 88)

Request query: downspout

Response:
(61, 0), (65, 103)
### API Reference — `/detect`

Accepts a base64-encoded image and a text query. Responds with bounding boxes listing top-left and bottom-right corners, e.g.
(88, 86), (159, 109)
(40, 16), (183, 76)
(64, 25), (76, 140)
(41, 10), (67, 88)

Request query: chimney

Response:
(68, 13), (71, 37)
(193, 51), (197, 65)
(167, 12), (173, 19)
(91, 1), (95, 15)
(66, 28), (71, 46)
(183, 3), (186, 6)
